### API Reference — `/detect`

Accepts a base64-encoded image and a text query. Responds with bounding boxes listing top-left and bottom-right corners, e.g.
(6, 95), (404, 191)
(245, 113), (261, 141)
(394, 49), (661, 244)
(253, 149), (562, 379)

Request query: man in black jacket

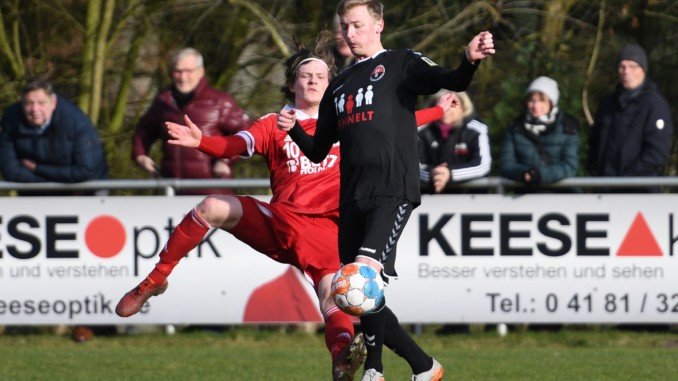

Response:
(588, 44), (673, 192)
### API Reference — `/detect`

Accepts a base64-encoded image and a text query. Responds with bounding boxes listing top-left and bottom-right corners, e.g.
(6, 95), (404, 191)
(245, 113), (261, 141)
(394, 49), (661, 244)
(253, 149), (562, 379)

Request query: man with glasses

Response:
(588, 44), (673, 192)
(132, 47), (250, 194)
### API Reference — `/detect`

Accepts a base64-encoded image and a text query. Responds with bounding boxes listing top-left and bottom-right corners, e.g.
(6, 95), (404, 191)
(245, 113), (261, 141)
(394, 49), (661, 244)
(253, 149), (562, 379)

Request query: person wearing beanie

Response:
(499, 76), (580, 190)
(588, 43), (673, 192)
(418, 90), (492, 194)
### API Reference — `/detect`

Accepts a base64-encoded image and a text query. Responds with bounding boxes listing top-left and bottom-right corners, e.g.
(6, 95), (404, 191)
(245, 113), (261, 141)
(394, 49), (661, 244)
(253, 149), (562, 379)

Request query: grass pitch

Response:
(0, 325), (675, 380)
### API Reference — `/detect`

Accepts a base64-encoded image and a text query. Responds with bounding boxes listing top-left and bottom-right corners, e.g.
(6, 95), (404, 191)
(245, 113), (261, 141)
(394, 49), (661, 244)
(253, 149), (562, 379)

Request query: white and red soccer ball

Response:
(331, 262), (385, 316)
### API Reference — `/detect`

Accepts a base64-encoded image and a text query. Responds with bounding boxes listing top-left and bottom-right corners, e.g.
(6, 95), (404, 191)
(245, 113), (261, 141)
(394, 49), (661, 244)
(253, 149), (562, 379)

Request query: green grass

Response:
(0, 326), (676, 380)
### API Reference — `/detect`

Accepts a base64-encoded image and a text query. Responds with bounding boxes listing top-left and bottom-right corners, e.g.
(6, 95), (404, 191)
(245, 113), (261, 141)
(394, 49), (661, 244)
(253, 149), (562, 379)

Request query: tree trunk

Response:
(79, 0), (101, 115)
(89, 0), (115, 125)
(540, 0), (580, 50)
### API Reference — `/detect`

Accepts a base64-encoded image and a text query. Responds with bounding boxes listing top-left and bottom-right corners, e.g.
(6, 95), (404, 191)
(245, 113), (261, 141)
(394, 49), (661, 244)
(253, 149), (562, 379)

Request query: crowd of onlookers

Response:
(0, 44), (673, 197)
(418, 44), (673, 195)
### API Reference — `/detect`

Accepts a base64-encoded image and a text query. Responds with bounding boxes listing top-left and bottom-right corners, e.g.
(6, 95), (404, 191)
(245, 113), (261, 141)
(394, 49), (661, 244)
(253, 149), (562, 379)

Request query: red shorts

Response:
(229, 196), (340, 287)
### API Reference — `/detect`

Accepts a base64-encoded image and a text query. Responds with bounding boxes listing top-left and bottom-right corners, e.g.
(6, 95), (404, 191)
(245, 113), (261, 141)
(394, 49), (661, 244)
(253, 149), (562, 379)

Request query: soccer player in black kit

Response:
(278, 1), (495, 380)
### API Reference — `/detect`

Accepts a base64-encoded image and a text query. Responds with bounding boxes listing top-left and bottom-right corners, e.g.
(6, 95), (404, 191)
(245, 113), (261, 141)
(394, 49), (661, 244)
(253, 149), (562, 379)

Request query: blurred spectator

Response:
(132, 47), (250, 195)
(587, 44), (673, 193)
(0, 78), (108, 196)
(418, 91), (491, 194)
(499, 76), (579, 190)
(0, 78), (108, 341)
(331, 14), (355, 70)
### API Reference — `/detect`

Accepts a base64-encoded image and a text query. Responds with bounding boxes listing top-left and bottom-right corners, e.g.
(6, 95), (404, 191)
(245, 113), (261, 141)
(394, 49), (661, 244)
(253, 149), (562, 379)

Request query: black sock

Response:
(360, 307), (386, 372)
(382, 306), (432, 374)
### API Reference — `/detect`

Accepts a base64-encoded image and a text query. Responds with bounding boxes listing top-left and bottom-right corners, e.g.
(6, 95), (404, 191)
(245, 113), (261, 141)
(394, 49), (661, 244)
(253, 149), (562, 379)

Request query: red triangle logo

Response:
(616, 212), (663, 257)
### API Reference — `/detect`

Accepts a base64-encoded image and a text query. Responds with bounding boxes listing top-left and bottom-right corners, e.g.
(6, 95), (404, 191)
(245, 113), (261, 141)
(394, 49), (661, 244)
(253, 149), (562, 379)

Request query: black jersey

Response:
(289, 49), (478, 206)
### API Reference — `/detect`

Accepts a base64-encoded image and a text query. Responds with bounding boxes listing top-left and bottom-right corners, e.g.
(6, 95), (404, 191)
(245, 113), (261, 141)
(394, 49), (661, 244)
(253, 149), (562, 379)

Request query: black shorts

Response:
(338, 197), (413, 279)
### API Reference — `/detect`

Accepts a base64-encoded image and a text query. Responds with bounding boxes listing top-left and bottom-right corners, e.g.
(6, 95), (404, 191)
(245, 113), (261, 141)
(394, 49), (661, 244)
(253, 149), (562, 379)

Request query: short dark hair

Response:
(336, 0), (384, 19)
(22, 78), (54, 96)
(281, 31), (336, 102)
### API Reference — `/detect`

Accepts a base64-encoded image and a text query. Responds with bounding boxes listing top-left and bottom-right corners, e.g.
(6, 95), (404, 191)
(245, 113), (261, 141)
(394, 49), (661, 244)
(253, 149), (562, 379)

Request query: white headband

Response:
(293, 57), (329, 74)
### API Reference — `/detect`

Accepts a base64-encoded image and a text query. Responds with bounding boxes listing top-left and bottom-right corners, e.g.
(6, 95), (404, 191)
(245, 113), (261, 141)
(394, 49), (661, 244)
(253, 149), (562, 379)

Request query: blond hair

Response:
(336, 0), (383, 19)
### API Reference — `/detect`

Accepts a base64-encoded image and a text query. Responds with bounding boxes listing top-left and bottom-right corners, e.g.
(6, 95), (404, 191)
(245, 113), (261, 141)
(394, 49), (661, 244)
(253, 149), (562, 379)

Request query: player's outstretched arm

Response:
(167, 114), (247, 158)
(166, 115), (201, 148)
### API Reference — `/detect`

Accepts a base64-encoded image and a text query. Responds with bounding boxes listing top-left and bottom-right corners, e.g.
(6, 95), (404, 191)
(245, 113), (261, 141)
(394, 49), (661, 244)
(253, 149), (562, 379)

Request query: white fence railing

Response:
(0, 176), (677, 195)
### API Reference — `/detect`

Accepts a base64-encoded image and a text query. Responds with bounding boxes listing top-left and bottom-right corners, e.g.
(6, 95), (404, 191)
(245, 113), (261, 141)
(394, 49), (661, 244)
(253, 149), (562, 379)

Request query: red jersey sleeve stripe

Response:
(235, 131), (256, 157)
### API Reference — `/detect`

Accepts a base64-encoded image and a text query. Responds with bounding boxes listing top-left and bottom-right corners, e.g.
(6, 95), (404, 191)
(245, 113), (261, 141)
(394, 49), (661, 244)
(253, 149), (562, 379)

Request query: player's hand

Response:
(432, 163), (451, 193)
(212, 159), (232, 178)
(277, 108), (297, 132)
(166, 114), (202, 148)
(465, 31), (495, 62)
(437, 92), (460, 113)
(135, 155), (159, 175)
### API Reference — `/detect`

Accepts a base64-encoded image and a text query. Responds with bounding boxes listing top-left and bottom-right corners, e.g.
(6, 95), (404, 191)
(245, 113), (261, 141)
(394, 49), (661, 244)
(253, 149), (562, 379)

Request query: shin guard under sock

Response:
(323, 306), (354, 360)
(148, 208), (210, 284)
(360, 307), (386, 372)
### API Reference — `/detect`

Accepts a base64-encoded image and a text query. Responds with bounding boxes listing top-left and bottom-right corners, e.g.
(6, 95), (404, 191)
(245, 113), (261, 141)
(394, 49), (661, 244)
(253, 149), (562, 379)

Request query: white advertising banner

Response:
(0, 194), (676, 325)
(394, 194), (677, 323)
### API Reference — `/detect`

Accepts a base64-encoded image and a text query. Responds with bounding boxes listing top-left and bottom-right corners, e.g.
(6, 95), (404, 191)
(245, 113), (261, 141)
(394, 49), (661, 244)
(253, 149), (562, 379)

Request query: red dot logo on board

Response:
(85, 215), (126, 258)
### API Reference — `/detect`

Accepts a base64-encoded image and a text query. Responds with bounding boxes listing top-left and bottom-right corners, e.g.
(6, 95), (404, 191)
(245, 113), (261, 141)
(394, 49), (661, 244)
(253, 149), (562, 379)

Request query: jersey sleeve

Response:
(198, 135), (248, 158)
(234, 113), (277, 158)
(288, 87), (338, 163)
(415, 106), (443, 127)
(402, 51), (478, 95)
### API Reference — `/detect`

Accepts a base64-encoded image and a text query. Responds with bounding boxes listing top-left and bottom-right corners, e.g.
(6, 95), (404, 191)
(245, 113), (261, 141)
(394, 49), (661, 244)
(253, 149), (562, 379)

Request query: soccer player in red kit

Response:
(116, 37), (448, 380)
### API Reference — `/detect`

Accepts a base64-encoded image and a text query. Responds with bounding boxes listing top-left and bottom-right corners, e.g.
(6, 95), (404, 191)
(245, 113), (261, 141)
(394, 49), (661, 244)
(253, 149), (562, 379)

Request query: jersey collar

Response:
(284, 104), (316, 120)
(355, 49), (387, 64)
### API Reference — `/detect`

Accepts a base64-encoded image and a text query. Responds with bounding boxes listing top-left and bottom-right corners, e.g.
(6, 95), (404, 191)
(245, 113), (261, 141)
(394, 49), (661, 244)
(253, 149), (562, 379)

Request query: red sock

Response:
(148, 208), (210, 284)
(324, 306), (354, 360)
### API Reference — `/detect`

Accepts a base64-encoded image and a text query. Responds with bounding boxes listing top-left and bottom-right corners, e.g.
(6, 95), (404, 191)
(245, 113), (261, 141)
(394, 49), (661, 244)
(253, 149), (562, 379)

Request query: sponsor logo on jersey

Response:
(369, 64), (385, 82)
(282, 139), (338, 175)
(334, 84), (377, 129)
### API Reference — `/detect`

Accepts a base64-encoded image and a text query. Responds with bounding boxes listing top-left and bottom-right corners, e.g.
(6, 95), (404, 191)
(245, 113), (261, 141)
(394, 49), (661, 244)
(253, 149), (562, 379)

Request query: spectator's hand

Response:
(437, 92), (460, 114)
(432, 163), (451, 193)
(21, 159), (36, 171)
(465, 31), (495, 62)
(135, 155), (158, 175)
(166, 114), (202, 148)
(522, 168), (541, 185)
(277, 108), (296, 132)
(213, 159), (231, 178)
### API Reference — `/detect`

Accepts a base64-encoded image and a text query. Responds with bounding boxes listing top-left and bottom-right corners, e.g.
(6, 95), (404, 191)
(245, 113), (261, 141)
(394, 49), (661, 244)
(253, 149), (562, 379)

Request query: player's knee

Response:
(196, 196), (228, 225)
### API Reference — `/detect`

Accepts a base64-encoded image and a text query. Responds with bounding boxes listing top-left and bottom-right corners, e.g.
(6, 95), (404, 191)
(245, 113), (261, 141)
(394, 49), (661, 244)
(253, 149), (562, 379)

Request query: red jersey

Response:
(237, 105), (341, 215)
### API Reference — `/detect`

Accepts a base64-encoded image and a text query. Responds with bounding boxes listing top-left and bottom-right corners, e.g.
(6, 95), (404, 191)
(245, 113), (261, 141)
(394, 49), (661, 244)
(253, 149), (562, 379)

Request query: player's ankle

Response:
(147, 270), (167, 285)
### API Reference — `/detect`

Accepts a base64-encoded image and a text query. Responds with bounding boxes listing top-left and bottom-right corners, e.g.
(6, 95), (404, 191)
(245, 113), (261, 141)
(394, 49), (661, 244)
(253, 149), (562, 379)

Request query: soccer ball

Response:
(331, 262), (384, 316)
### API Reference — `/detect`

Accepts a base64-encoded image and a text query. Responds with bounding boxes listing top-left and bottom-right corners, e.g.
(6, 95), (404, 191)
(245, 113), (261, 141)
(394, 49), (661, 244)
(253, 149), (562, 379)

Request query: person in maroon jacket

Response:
(132, 48), (250, 195)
